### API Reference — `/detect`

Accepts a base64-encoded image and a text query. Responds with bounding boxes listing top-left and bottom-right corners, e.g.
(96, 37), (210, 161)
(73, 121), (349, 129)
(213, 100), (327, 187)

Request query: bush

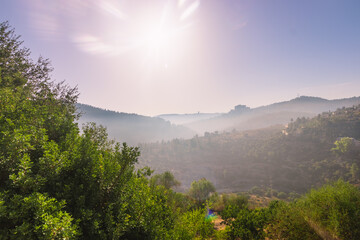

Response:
(172, 207), (215, 240)
(211, 193), (248, 212)
(298, 180), (360, 239)
(265, 201), (321, 240)
(225, 208), (269, 240)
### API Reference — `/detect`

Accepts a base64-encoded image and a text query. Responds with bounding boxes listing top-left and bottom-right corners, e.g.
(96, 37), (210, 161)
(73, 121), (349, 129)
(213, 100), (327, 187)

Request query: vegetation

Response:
(0, 21), (178, 239)
(188, 178), (215, 205)
(213, 180), (360, 240)
(1, 21), (360, 239)
(76, 103), (194, 145)
(140, 105), (360, 194)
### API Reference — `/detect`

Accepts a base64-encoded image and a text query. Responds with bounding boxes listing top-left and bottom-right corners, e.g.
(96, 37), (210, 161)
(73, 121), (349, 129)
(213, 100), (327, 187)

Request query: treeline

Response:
(76, 103), (195, 145)
(140, 105), (360, 194)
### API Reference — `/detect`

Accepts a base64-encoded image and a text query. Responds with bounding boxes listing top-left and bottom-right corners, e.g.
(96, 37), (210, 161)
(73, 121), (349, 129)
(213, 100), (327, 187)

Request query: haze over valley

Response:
(77, 96), (360, 147)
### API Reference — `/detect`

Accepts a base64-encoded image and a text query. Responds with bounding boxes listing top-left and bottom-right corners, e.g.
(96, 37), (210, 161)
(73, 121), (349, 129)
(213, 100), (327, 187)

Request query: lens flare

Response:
(205, 209), (217, 222)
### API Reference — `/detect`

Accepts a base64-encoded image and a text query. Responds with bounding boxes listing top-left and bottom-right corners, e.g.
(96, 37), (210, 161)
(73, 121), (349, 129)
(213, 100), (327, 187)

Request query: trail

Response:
(213, 214), (226, 231)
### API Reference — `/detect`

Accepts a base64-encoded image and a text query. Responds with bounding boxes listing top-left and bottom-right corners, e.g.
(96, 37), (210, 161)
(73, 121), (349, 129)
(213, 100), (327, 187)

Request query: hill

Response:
(76, 103), (195, 145)
(185, 96), (360, 134)
(139, 105), (360, 193)
(156, 112), (222, 125)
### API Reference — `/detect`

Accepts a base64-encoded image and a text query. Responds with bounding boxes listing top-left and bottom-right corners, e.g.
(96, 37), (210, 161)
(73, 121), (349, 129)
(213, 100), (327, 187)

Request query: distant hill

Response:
(76, 103), (195, 145)
(185, 96), (360, 134)
(76, 96), (360, 145)
(139, 104), (360, 193)
(156, 113), (222, 125)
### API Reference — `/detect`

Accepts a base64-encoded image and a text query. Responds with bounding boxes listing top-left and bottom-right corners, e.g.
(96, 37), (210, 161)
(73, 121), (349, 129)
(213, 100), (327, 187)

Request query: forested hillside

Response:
(77, 97), (360, 142)
(76, 103), (195, 145)
(156, 112), (222, 125)
(140, 105), (360, 193)
(185, 96), (360, 134)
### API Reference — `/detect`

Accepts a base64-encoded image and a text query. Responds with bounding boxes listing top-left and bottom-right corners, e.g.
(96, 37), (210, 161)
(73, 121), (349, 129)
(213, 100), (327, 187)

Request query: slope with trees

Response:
(140, 105), (360, 194)
(76, 103), (195, 145)
(185, 96), (360, 134)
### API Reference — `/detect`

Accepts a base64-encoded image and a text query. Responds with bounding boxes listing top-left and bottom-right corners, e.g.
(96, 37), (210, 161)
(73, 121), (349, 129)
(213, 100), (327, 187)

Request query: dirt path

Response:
(213, 214), (226, 231)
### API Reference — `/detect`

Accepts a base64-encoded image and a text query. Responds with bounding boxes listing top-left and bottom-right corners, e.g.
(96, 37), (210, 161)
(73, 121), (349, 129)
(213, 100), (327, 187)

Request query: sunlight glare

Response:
(100, 2), (127, 20)
(178, 0), (187, 7)
(146, 28), (169, 50)
(180, 0), (199, 21)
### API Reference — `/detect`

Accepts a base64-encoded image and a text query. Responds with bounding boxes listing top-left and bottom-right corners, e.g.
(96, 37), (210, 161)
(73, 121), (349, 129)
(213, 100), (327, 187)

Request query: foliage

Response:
(211, 193), (248, 212)
(220, 181), (360, 240)
(0, 192), (77, 239)
(298, 180), (360, 239)
(266, 180), (360, 240)
(331, 137), (355, 154)
(222, 208), (269, 240)
(219, 197), (272, 239)
(0, 21), (174, 239)
(140, 105), (360, 194)
(213, 228), (230, 240)
(171, 207), (215, 240)
(150, 171), (180, 190)
(265, 201), (321, 240)
(188, 178), (216, 204)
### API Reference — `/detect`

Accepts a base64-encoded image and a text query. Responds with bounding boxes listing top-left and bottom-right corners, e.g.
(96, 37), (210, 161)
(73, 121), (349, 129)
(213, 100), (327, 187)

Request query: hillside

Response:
(185, 96), (360, 134)
(76, 103), (195, 145)
(157, 112), (222, 125)
(139, 105), (360, 193)
(76, 96), (360, 145)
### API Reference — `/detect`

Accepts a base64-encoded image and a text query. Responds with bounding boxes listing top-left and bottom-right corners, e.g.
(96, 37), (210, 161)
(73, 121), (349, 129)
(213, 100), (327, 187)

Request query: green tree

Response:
(0, 21), (79, 238)
(0, 21), (175, 239)
(331, 137), (354, 155)
(188, 178), (215, 204)
(150, 171), (180, 190)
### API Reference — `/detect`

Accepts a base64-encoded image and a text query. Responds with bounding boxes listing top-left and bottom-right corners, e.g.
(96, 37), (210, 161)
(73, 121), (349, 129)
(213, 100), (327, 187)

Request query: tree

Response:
(0, 20), (79, 238)
(331, 137), (354, 155)
(0, 21), (175, 239)
(150, 171), (180, 190)
(188, 178), (215, 204)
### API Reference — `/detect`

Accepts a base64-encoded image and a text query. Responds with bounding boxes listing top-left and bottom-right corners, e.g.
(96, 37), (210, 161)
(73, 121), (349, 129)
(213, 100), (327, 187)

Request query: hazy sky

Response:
(1, 0), (360, 116)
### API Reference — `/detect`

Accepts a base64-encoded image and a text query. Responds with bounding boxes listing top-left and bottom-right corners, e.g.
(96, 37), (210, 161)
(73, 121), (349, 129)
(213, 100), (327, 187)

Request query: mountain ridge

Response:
(185, 96), (360, 134)
(76, 96), (360, 144)
(76, 103), (195, 145)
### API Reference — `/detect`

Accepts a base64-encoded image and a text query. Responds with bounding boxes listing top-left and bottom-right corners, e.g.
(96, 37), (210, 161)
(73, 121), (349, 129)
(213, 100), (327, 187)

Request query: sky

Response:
(1, 0), (360, 116)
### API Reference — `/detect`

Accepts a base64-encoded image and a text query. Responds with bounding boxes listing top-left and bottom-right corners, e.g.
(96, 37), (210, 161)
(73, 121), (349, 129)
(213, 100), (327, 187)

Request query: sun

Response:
(147, 28), (169, 50)
(71, 0), (200, 65)
(143, 24), (172, 57)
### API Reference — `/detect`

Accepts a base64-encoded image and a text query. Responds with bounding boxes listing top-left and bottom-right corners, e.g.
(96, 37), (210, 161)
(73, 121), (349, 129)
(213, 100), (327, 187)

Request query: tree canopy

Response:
(0, 21), (174, 239)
